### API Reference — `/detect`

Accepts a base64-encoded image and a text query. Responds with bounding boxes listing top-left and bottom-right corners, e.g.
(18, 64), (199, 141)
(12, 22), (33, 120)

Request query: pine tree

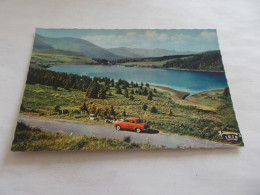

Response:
(116, 87), (122, 94)
(143, 87), (148, 96)
(123, 88), (129, 98)
(147, 93), (153, 100)
(98, 86), (106, 99)
(142, 104), (148, 111)
(129, 94), (134, 100)
(151, 106), (157, 113)
(86, 80), (100, 98)
(224, 87), (230, 97)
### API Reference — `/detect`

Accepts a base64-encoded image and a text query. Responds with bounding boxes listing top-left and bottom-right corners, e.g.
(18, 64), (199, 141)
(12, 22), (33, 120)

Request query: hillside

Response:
(108, 47), (193, 58)
(162, 50), (224, 71)
(30, 49), (97, 68)
(33, 34), (123, 60)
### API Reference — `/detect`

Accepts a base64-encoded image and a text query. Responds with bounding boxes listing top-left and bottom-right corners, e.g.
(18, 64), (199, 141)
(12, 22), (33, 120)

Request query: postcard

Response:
(11, 29), (244, 151)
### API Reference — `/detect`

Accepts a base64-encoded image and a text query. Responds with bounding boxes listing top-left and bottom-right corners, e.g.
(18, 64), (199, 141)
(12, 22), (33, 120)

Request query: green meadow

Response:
(20, 83), (240, 143)
(30, 49), (97, 68)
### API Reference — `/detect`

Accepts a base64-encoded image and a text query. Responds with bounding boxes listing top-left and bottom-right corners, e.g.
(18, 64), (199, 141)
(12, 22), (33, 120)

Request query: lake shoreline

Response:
(150, 85), (190, 100)
(115, 64), (225, 73)
(44, 63), (225, 73)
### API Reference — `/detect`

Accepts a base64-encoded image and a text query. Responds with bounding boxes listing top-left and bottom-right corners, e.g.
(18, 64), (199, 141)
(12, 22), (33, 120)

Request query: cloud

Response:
(158, 33), (168, 41)
(126, 31), (136, 37)
(200, 31), (217, 40)
(145, 30), (157, 38)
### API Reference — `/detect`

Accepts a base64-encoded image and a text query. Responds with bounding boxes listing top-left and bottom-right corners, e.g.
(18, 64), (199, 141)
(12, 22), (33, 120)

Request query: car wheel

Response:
(136, 128), (141, 133)
(116, 125), (121, 131)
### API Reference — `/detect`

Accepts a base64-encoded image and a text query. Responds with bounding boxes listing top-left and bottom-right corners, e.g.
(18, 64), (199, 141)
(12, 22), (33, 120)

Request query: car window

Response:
(130, 120), (135, 123)
(137, 120), (143, 123)
(124, 120), (129, 122)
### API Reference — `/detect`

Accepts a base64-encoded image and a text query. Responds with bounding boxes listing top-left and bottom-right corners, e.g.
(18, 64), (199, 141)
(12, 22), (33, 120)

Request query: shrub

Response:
(129, 94), (134, 100)
(168, 110), (173, 116)
(54, 105), (61, 112)
(147, 93), (153, 100)
(123, 136), (131, 143)
(151, 106), (158, 113)
(116, 87), (122, 94)
(142, 104), (148, 111)
(224, 87), (230, 97)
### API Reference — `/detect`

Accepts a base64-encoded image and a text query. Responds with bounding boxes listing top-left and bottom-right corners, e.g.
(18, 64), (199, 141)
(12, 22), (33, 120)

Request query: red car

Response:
(113, 118), (150, 133)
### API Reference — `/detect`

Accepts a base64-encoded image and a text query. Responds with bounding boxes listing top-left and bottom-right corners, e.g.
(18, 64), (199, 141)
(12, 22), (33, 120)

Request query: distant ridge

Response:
(33, 34), (195, 60)
(108, 47), (194, 58)
(33, 34), (123, 60)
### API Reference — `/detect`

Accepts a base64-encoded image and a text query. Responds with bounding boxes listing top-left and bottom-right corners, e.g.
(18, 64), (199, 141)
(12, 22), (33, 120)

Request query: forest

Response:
(162, 50), (224, 71)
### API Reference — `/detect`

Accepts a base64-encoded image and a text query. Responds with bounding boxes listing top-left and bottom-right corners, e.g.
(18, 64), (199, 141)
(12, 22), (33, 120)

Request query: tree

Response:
(86, 80), (100, 98)
(153, 88), (157, 93)
(129, 94), (134, 100)
(109, 106), (116, 118)
(54, 105), (61, 112)
(147, 93), (153, 100)
(151, 106), (157, 113)
(98, 86), (106, 99)
(130, 89), (134, 95)
(122, 111), (126, 117)
(116, 87), (122, 94)
(224, 87), (230, 97)
(143, 87), (148, 96)
(111, 79), (114, 87)
(146, 83), (150, 87)
(142, 104), (148, 111)
(53, 83), (58, 90)
(64, 82), (70, 90)
(123, 88), (129, 98)
(89, 103), (97, 114)
(80, 102), (88, 112)
(168, 109), (173, 116)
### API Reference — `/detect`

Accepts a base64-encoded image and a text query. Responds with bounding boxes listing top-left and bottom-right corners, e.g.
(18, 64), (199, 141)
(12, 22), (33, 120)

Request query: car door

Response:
(121, 119), (129, 129)
(129, 120), (136, 130)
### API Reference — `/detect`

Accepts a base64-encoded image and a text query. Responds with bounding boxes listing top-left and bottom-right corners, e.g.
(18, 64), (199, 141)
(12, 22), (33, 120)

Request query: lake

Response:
(47, 65), (228, 96)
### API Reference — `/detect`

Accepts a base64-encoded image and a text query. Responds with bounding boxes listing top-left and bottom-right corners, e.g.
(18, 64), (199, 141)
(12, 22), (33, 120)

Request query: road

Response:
(18, 115), (234, 149)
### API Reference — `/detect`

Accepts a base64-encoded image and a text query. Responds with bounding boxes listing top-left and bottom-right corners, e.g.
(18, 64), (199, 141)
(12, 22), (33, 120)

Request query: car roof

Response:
(126, 118), (140, 120)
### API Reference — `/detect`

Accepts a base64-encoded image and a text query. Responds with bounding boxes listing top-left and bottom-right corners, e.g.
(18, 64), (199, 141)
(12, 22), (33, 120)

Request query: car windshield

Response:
(137, 120), (143, 123)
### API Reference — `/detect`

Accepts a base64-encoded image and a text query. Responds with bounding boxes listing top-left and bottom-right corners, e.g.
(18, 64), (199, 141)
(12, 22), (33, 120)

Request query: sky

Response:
(36, 29), (220, 52)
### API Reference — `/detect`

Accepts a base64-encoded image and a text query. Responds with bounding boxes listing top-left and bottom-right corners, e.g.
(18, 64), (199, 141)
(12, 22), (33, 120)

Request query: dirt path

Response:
(17, 115), (234, 149)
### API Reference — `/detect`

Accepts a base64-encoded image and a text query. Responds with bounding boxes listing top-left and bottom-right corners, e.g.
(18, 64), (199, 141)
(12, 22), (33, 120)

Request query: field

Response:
(30, 49), (97, 68)
(20, 83), (241, 144)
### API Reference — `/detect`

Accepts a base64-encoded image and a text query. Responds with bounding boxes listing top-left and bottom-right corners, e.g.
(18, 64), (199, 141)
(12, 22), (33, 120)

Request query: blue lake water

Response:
(47, 65), (228, 96)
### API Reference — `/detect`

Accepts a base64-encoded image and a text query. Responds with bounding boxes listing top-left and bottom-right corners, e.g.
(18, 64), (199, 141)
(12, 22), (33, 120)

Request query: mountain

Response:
(33, 34), (123, 60)
(108, 47), (143, 58)
(108, 47), (194, 58)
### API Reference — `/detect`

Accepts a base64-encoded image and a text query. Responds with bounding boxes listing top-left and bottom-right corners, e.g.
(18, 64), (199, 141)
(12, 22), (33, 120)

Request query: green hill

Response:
(163, 50), (224, 71)
(30, 49), (97, 68)
(33, 34), (123, 60)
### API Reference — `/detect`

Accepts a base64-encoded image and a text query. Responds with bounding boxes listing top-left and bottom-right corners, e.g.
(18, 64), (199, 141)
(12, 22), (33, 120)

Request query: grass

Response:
(11, 122), (162, 151)
(20, 83), (242, 144)
(30, 49), (97, 68)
